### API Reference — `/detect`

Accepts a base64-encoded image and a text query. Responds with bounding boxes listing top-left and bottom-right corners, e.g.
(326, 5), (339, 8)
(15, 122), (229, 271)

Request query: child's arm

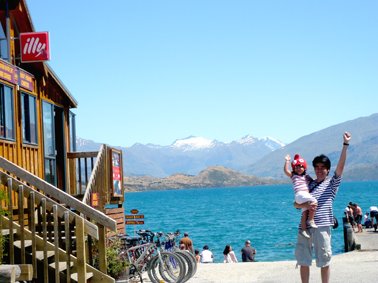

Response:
(284, 154), (292, 177)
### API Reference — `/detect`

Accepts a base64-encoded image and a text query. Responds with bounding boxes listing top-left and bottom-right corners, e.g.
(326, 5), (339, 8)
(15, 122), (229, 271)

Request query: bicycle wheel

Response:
(159, 251), (186, 282)
(128, 263), (143, 283)
(175, 250), (196, 281)
(147, 252), (185, 283)
(147, 255), (162, 283)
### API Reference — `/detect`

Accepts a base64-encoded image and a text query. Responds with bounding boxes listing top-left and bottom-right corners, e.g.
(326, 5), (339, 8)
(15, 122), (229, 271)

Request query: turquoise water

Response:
(124, 181), (377, 263)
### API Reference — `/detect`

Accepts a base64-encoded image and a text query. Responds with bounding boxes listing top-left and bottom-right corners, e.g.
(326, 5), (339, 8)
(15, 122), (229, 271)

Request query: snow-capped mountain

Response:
(172, 136), (216, 151)
(76, 135), (285, 177)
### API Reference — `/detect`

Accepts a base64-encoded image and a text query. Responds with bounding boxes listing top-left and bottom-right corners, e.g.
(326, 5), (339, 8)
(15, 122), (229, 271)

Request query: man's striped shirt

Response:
(307, 174), (341, 227)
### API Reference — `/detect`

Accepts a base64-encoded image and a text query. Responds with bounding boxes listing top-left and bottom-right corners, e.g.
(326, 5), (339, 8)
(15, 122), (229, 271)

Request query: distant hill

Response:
(246, 113), (378, 181)
(124, 166), (284, 191)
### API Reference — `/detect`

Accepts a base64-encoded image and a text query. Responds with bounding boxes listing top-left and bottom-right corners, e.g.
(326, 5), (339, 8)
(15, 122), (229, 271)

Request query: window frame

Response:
(0, 82), (15, 141)
(21, 91), (38, 145)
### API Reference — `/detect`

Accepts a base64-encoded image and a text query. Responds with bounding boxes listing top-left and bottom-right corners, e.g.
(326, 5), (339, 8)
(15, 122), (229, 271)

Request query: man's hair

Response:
(312, 154), (331, 170)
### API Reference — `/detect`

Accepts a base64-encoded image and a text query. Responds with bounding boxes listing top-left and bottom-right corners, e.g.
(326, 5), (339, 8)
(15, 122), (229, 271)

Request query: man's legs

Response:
(313, 227), (332, 283)
(321, 266), (330, 283)
(300, 266), (309, 283)
(296, 229), (312, 283)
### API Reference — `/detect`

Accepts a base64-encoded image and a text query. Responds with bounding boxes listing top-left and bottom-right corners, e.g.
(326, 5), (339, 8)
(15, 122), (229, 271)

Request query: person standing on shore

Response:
(294, 132), (351, 283)
(179, 232), (194, 254)
(241, 240), (256, 262)
(284, 154), (318, 239)
(349, 202), (363, 233)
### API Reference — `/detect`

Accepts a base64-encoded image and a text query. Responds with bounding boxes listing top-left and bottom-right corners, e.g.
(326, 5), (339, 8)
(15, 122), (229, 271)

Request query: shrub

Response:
(92, 237), (129, 279)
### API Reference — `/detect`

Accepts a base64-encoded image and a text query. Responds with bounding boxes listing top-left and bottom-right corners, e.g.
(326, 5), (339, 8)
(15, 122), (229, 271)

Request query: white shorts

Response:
(295, 191), (317, 212)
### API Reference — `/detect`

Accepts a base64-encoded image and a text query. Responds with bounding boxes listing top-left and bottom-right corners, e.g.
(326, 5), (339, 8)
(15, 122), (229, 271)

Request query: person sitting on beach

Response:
(194, 249), (201, 263)
(223, 245), (238, 263)
(284, 154), (318, 238)
(370, 206), (378, 230)
(364, 212), (372, 228)
(179, 232), (194, 254)
(241, 240), (256, 262)
(200, 245), (214, 263)
(179, 243), (186, 250)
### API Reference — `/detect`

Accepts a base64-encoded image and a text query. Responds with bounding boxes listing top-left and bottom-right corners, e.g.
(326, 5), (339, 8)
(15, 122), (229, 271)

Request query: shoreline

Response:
(128, 228), (378, 283)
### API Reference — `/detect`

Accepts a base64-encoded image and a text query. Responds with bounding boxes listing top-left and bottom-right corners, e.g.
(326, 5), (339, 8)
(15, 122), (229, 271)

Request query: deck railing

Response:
(0, 156), (116, 282)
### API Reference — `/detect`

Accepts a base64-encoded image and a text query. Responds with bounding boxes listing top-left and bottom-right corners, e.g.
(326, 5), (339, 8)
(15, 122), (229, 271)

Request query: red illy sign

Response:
(20, 32), (50, 62)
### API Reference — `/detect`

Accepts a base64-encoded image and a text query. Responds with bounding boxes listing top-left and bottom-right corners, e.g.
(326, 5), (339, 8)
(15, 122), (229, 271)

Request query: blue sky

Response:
(27, 1), (378, 147)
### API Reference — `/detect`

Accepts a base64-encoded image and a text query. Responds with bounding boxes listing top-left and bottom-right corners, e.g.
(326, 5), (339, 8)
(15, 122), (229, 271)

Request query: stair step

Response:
(35, 250), (55, 260)
(14, 240), (32, 248)
(49, 261), (74, 272)
(71, 272), (93, 281)
(1, 228), (17, 236)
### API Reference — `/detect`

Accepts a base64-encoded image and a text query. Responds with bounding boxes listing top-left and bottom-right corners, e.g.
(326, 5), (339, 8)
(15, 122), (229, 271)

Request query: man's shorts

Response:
(295, 226), (332, 268)
(355, 215), (362, 225)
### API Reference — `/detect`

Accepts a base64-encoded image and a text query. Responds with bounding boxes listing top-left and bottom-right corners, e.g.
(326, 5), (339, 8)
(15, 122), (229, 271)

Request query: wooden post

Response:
(7, 178), (14, 264)
(98, 224), (107, 274)
(64, 211), (71, 283)
(41, 198), (48, 283)
(18, 185), (25, 264)
(53, 205), (60, 283)
(29, 191), (37, 279)
(75, 215), (86, 283)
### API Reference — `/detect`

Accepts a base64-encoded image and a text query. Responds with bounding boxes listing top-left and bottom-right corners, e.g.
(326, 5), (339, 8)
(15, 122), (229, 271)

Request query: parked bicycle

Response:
(127, 230), (186, 283)
(163, 230), (197, 281)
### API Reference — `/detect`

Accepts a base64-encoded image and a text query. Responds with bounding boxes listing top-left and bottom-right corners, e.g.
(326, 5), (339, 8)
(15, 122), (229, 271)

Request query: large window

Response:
(0, 84), (14, 140)
(21, 92), (38, 144)
(42, 101), (57, 186)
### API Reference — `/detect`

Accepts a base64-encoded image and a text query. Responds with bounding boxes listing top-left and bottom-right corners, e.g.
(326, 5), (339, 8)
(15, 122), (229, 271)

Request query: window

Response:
(69, 111), (76, 151)
(0, 84), (14, 140)
(0, 23), (8, 61)
(42, 101), (56, 186)
(21, 92), (38, 144)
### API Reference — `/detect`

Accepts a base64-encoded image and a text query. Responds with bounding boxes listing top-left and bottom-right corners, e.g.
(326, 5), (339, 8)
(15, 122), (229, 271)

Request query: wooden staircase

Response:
(0, 156), (117, 283)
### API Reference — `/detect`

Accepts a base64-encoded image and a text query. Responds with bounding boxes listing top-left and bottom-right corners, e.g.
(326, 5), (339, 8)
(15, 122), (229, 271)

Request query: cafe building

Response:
(0, 1), (124, 281)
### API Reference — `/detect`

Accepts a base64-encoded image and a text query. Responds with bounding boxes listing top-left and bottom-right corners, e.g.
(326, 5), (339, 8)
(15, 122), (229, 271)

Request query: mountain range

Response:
(77, 135), (285, 177)
(76, 113), (378, 183)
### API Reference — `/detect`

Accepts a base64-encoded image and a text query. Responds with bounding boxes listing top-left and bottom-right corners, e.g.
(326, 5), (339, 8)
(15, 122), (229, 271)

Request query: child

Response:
(284, 154), (318, 238)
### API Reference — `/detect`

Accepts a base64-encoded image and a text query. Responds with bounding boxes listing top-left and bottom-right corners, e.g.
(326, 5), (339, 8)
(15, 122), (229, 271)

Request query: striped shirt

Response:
(306, 174), (341, 227)
(291, 174), (312, 194)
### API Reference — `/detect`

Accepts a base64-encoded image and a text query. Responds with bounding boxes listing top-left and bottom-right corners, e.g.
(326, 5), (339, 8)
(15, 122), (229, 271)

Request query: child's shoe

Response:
(308, 220), (318, 229)
(299, 229), (310, 239)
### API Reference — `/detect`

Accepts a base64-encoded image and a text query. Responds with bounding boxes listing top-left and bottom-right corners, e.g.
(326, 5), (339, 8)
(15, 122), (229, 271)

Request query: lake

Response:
(124, 181), (377, 262)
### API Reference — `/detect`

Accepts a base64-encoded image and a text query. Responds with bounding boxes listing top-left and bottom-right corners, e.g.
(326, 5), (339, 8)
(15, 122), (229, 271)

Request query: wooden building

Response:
(0, 1), (124, 282)
(0, 0), (77, 191)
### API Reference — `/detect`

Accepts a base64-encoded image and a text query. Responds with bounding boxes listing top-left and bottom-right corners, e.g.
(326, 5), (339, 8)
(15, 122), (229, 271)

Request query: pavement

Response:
(187, 228), (378, 283)
(120, 228), (378, 283)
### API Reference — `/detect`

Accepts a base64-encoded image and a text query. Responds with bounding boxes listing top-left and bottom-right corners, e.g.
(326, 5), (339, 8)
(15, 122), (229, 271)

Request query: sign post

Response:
(125, 209), (144, 235)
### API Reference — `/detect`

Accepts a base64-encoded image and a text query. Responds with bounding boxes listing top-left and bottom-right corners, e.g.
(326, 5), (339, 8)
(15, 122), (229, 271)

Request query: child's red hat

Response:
(291, 154), (307, 170)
